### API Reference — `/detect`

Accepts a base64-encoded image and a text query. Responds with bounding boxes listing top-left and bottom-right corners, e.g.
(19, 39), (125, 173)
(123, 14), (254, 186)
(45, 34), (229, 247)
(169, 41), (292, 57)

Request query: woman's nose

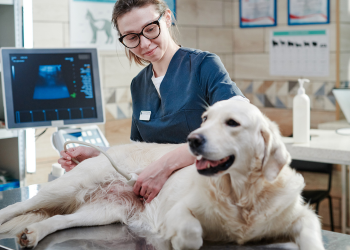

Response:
(139, 35), (151, 49)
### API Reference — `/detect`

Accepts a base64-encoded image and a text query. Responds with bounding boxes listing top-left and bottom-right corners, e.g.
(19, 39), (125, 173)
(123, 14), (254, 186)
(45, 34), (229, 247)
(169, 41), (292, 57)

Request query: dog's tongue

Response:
(196, 157), (229, 170)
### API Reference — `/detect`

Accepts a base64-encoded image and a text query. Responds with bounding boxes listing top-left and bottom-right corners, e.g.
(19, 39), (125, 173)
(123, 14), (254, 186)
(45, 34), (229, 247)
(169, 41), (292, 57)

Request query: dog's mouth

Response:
(195, 155), (235, 176)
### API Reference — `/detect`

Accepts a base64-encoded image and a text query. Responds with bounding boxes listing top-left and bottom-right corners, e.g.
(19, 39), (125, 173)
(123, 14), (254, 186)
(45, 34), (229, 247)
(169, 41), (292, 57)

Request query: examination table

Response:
(0, 185), (349, 250)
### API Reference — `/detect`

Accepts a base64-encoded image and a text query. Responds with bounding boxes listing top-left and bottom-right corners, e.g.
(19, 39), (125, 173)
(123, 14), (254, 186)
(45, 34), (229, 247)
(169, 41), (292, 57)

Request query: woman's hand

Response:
(133, 160), (171, 203)
(58, 146), (100, 172)
(133, 144), (196, 203)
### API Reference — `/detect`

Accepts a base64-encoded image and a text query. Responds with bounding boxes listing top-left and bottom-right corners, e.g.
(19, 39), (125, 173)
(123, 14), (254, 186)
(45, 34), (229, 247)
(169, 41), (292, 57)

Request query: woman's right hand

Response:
(58, 146), (100, 172)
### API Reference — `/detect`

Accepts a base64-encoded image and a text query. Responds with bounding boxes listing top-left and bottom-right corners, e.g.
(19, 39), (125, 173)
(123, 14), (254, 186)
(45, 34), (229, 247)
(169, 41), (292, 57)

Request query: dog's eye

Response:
(226, 119), (240, 127)
(202, 116), (207, 122)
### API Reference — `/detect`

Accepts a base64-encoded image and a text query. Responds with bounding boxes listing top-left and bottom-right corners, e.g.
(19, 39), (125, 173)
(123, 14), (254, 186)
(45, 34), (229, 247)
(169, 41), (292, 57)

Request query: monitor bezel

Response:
(0, 48), (105, 129)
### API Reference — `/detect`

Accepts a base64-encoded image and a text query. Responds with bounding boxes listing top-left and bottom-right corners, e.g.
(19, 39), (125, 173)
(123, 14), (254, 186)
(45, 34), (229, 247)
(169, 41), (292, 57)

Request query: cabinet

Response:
(0, 0), (26, 187)
(0, 0), (22, 48)
(0, 130), (25, 187)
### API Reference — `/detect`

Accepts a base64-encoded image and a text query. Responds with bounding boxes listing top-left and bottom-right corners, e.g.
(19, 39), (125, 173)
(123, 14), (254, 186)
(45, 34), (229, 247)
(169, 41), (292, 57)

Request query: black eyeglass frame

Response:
(119, 13), (164, 49)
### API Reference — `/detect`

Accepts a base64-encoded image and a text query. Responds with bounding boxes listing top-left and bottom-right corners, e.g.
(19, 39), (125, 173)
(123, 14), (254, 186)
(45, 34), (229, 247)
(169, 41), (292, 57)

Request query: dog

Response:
(0, 99), (325, 250)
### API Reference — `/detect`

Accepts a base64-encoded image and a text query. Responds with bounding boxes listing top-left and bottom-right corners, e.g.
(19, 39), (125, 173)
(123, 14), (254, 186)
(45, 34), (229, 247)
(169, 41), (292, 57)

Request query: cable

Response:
(63, 141), (138, 186)
(35, 128), (48, 141)
(35, 128), (47, 137)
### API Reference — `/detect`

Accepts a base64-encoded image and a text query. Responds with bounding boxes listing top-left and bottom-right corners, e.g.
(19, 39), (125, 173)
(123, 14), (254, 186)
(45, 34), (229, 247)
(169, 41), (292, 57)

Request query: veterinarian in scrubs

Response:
(59, 0), (247, 203)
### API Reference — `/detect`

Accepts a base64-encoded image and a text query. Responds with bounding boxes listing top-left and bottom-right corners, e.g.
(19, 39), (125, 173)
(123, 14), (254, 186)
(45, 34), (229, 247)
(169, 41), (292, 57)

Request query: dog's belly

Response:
(89, 180), (143, 207)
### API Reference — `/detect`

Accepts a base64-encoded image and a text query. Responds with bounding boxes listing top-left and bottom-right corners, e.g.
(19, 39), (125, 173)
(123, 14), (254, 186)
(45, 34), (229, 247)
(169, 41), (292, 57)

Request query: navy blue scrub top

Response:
(130, 47), (244, 144)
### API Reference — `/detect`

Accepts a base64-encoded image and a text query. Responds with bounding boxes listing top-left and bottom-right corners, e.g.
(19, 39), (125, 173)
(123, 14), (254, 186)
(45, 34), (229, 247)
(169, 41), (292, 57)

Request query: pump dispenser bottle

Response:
(293, 79), (310, 143)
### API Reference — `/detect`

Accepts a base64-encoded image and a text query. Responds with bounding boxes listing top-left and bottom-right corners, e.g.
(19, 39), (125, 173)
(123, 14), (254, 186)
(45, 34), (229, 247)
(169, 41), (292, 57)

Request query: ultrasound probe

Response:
(63, 141), (138, 186)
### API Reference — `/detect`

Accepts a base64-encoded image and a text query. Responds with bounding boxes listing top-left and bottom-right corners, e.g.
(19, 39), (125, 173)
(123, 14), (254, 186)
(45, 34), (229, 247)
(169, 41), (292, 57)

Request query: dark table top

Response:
(0, 185), (349, 250)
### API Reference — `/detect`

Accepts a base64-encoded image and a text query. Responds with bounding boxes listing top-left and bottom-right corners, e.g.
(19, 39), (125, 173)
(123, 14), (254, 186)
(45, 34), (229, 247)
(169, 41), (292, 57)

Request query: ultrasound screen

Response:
(9, 53), (97, 123)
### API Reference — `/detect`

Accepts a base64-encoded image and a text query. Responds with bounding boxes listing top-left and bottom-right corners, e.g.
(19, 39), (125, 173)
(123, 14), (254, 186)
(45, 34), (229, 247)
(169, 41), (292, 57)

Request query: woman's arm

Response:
(197, 53), (246, 104)
(133, 144), (196, 203)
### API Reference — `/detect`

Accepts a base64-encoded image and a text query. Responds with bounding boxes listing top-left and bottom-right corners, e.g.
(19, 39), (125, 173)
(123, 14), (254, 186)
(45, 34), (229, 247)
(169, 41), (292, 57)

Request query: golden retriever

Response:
(0, 99), (324, 250)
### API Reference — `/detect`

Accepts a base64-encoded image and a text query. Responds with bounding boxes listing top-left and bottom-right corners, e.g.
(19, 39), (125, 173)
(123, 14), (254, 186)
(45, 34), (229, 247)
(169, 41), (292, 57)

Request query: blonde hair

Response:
(112, 0), (179, 66)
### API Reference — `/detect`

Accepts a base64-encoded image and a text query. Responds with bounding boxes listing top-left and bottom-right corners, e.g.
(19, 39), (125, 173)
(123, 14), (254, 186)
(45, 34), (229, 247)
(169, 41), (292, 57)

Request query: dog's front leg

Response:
(293, 208), (325, 250)
(164, 201), (203, 250)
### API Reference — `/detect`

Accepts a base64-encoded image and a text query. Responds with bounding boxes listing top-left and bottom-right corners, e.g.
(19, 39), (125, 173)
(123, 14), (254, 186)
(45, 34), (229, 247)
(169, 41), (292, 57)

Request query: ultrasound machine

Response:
(0, 48), (109, 179)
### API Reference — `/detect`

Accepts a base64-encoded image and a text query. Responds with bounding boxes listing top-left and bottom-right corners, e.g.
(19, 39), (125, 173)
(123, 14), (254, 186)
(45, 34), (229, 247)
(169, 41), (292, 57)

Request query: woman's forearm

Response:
(163, 144), (196, 176)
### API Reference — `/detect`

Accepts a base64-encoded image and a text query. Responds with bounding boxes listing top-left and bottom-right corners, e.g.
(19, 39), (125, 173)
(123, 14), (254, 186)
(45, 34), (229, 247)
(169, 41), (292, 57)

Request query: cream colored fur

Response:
(0, 99), (324, 250)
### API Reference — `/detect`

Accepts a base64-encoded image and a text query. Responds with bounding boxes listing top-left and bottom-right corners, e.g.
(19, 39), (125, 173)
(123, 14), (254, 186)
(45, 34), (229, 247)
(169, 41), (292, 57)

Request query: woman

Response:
(59, 0), (247, 203)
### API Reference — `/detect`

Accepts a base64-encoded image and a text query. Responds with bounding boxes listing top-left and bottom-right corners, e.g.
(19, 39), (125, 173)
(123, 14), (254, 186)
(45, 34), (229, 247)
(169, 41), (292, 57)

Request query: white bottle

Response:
(293, 79), (310, 144)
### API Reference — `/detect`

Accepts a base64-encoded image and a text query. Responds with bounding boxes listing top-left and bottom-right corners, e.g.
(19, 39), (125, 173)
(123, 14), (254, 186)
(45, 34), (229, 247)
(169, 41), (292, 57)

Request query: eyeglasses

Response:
(119, 13), (164, 49)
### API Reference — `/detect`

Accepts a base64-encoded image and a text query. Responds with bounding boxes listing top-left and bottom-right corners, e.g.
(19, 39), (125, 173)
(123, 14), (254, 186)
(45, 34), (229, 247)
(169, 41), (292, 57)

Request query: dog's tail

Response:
(0, 209), (50, 235)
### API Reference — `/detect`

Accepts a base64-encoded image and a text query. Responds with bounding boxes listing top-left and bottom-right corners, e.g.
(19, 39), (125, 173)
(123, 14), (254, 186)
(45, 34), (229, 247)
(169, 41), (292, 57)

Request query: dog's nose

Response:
(187, 134), (205, 149)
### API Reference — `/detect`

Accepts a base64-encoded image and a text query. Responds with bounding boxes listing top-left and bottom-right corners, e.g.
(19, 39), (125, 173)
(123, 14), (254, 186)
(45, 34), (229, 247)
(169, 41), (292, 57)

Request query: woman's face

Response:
(118, 5), (172, 63)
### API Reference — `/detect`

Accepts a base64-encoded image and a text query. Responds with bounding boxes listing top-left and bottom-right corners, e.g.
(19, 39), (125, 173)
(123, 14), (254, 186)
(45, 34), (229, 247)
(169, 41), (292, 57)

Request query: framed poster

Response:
(270, 29), (329, 76)
(239, 0), (277, 28)
(288, 0), (330, 25)
(70, 0), (122, 50)
(70, 0), (176, 50)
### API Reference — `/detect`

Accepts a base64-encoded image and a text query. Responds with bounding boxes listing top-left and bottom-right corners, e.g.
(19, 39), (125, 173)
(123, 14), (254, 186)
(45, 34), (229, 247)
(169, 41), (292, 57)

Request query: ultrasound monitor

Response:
(0, 48), (104, 129)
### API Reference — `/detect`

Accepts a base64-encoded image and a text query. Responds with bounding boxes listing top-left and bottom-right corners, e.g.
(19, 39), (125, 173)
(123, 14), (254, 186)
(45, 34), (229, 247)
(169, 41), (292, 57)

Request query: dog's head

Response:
(187, 99), (291, 182)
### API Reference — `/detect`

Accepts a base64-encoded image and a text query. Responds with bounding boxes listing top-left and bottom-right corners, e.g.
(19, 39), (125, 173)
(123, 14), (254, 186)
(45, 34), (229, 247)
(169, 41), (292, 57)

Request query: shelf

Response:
(0, 128), (18, 139)
(0, 0), (13, 5)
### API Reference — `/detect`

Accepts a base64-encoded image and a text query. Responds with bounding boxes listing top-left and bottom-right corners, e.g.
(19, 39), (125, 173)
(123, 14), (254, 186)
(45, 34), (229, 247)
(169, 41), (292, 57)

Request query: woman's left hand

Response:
(133, 144), (196, 203)
(133, 160), (171, 203)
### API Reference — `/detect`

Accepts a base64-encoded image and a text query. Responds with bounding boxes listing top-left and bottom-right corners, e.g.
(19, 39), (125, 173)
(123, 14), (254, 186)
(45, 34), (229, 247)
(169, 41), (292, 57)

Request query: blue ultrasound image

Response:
(10, 53), (98, 124)
(33, 65), (70, 100)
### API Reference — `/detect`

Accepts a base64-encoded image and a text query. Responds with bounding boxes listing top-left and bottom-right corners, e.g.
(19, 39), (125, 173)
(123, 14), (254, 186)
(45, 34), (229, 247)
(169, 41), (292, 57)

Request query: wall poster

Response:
(239, 0), (277, 28)
(70, 0), (176, 50)
(270, 29), (329, 77)
(288, 0), (330, 25)
(70, 0), (122, 50)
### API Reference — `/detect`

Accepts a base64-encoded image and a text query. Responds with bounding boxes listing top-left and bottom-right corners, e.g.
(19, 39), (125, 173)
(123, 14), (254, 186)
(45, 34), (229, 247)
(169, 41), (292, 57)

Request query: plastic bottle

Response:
(293, 79), (310, 144)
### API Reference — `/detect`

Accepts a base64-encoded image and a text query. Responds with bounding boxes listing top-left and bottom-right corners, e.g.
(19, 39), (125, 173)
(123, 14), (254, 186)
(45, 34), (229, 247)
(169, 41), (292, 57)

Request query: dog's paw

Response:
(17, 228), (39, 248)
(171, 226), (203, 250)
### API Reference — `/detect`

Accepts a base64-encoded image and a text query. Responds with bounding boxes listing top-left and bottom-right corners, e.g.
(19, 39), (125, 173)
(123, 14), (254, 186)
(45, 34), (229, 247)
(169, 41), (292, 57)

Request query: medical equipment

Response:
(48, 163), (65, 182)
(0, 48), (104, 129)
(51, 125), (109, 154)
(63, 140), (138, 187)
(49, 125), (137, 184)
(51, 124), (137, 186)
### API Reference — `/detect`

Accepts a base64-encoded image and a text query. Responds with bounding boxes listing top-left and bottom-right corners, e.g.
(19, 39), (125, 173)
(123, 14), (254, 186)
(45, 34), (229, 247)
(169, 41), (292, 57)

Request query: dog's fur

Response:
(0, 100), (325, 250)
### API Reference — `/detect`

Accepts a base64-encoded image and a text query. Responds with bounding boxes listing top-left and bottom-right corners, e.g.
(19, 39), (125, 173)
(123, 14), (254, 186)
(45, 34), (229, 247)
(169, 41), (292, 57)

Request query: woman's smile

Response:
(143, 46), (158, 56)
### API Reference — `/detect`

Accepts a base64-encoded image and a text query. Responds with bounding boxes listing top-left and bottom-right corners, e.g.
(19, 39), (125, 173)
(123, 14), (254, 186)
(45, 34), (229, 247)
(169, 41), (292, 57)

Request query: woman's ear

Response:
(164, 9), (172, 27)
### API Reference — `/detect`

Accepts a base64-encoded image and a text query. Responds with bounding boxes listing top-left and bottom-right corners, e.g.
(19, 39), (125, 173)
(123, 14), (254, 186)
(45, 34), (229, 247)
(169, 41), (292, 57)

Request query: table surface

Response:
(281, 129), (350, 165)
(0, 185), (350, 250)
(318, 120), (350, 130)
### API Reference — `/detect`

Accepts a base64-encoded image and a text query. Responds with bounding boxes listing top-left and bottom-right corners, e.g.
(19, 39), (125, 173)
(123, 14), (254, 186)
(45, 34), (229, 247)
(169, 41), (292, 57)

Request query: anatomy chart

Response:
(270, 29), (329, 77)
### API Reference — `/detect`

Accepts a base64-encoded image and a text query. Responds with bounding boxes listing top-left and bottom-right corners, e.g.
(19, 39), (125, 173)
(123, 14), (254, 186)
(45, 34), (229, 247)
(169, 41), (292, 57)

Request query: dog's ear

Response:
(260, 119), (291, 182)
